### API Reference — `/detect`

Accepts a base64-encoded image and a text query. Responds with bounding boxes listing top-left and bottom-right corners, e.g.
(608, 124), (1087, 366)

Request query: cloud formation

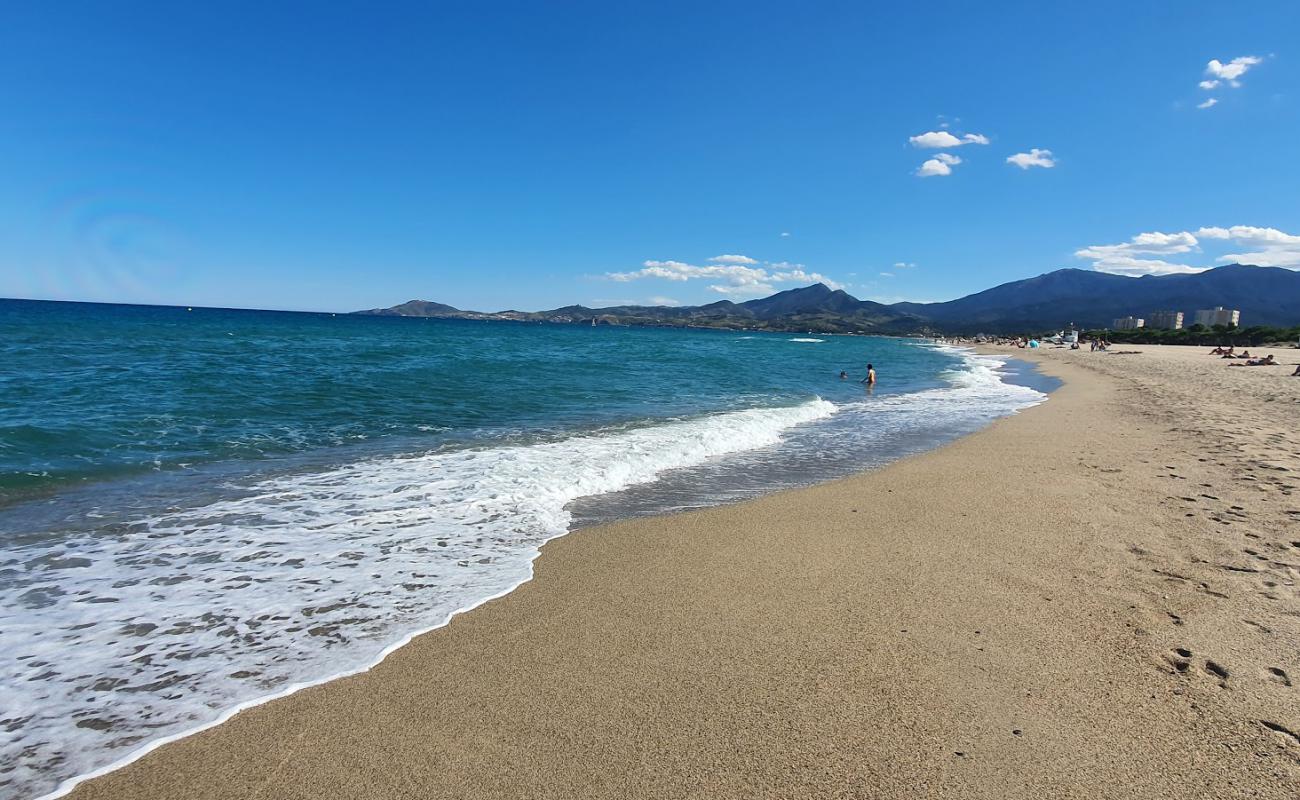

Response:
(606, 256), (842, 296)
(1197, 225), (1300, 267)
(1076, 225), (1300, 275)
(1196, 56), (1264, 108)
(909, 131), (989, 148)
(917, 152), (961, 177)
(1006, 148), (1056, 169)
(1200, 55), (1263, 90)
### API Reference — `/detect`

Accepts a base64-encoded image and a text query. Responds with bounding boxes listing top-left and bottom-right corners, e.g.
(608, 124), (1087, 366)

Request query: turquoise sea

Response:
(0, 299), (1053, 798)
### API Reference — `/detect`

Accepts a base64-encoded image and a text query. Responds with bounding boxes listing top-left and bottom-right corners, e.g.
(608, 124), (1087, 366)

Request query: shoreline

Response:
(30, 345), (1040, 800)
(57, 347), (1300, 797)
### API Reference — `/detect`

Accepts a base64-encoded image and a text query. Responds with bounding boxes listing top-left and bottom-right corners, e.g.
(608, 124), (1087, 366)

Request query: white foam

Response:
(2, 399), (834, 800)
(787, 337), (824, 343)
(887, 344), (1046, 417)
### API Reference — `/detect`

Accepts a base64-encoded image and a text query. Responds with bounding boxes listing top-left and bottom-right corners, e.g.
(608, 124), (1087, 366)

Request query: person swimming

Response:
(861, 363), (876, 385)
(839, 370), (848, 379)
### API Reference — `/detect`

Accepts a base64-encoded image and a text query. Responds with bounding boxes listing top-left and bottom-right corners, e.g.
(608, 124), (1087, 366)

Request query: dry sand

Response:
(66, 345), (1300, 799)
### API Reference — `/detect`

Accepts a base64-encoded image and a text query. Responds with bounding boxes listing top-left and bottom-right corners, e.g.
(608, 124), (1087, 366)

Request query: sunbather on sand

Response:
(1230, 355), (1276, 367)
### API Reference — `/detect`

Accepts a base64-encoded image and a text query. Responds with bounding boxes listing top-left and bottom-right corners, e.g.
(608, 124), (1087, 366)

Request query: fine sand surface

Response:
(66, 346), (1299, 799)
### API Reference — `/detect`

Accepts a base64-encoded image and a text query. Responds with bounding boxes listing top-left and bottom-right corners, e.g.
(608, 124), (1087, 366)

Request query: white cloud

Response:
(916, 159), (952, 177)
(1204, 55), (1262, 89)
(878, 272), (894, 278)
(1076, 225), (1300, 275)
(909, 131), (990, 148)
(710, 283), (775, 296)
(1076, 230), (1198, 259)
(768, 263), (845, 290)
(1196, 225), (1300, 245)
(892, 262), (916, 269)
(1198, 225), (1300, 268)
(606, 257), (843, 295)
(1006, 148), (1057, 169)
(648, 296), (680, 307)
(1197, 97), (1219, 109)
(1082, 255), (1202, 276)
(779, 231), (791, 237)
(1075, 230), (1203, 275)
(916, 152), (961, 177)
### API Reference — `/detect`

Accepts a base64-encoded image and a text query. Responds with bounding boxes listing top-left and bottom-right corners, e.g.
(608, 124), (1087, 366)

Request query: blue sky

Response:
(1, 1), (1297, 312)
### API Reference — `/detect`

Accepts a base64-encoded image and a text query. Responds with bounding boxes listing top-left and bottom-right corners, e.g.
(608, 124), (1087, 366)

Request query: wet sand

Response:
(66, 346), (1300, 799)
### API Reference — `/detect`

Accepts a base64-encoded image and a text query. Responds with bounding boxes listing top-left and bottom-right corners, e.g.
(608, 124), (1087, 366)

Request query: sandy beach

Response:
(64, 345), (1299, 800)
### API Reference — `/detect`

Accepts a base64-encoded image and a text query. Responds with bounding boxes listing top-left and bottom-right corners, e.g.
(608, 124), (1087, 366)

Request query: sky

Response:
(1, 1), (1298, 312)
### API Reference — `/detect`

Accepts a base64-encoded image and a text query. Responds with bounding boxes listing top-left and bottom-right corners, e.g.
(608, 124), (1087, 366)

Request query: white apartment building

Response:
(1147, 310), (1184, 330)
(1193, 307), (1240, 327)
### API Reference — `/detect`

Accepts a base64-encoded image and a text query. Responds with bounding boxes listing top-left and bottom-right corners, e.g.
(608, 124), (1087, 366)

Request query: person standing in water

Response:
(861, 363), (876, 386)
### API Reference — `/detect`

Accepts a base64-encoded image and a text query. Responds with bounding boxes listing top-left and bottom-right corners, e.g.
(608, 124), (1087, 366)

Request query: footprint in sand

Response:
(1164, 648), (1193, 674)
(1261, 721), (1300, 746)
(1204, 660), (1229, 686)
(1266, 667), (1292, 687)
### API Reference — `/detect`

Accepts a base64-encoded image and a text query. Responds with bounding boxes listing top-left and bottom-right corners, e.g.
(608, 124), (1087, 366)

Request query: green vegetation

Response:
(1080, 324), (1300, 347)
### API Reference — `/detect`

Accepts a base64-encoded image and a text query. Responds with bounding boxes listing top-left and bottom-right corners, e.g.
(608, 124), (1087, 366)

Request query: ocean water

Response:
(0, 299), (1050, 798)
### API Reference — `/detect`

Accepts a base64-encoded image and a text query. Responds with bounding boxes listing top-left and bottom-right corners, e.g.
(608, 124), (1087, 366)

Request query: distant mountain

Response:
(355, 264), (1300, 333)
(737, 283), (868, 318)
(362, 300), (463, 317)
(896, 264), (1300, 330)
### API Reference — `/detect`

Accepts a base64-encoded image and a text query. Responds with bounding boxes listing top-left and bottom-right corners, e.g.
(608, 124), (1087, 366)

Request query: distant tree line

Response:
(1079, 323), (1300, 347)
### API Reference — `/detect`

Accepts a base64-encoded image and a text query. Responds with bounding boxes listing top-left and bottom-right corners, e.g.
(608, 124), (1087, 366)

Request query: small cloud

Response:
(1197, 97), (1219, 109)
(605, 255), (845, 294)
(779, 231), (791, 238)
(892, 262), (916, 269)
(909, 131), (990, 149)
(1204, 55), (1263, 89)
(878, 272), (895, 278)
(768, 263), (845, 290)
(916, 152), (961, 177)
(710, 283), (775, 296)
(1006, 148), (1057, 169)
(648, 296), (680, 307)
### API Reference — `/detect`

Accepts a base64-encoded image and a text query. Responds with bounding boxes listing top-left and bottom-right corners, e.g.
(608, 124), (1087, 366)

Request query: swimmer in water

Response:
(861, 363), (876, 386)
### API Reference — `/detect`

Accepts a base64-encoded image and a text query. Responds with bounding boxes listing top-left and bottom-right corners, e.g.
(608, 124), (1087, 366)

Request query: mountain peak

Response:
(738, 283), (863, 318)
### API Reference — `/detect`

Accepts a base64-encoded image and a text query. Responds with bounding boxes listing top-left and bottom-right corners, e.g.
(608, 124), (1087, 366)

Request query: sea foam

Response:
(3, 399), (834, 799)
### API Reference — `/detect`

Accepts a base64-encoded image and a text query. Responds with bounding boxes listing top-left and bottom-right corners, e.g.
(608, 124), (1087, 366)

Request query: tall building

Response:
(1112, 316), (1144, 330)
(1193, 307), (1240, 327)
(1147, 310), (1184, 330)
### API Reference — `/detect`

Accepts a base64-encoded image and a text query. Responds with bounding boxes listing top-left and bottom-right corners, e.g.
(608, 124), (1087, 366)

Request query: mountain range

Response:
(356, 264), (1300, 334)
